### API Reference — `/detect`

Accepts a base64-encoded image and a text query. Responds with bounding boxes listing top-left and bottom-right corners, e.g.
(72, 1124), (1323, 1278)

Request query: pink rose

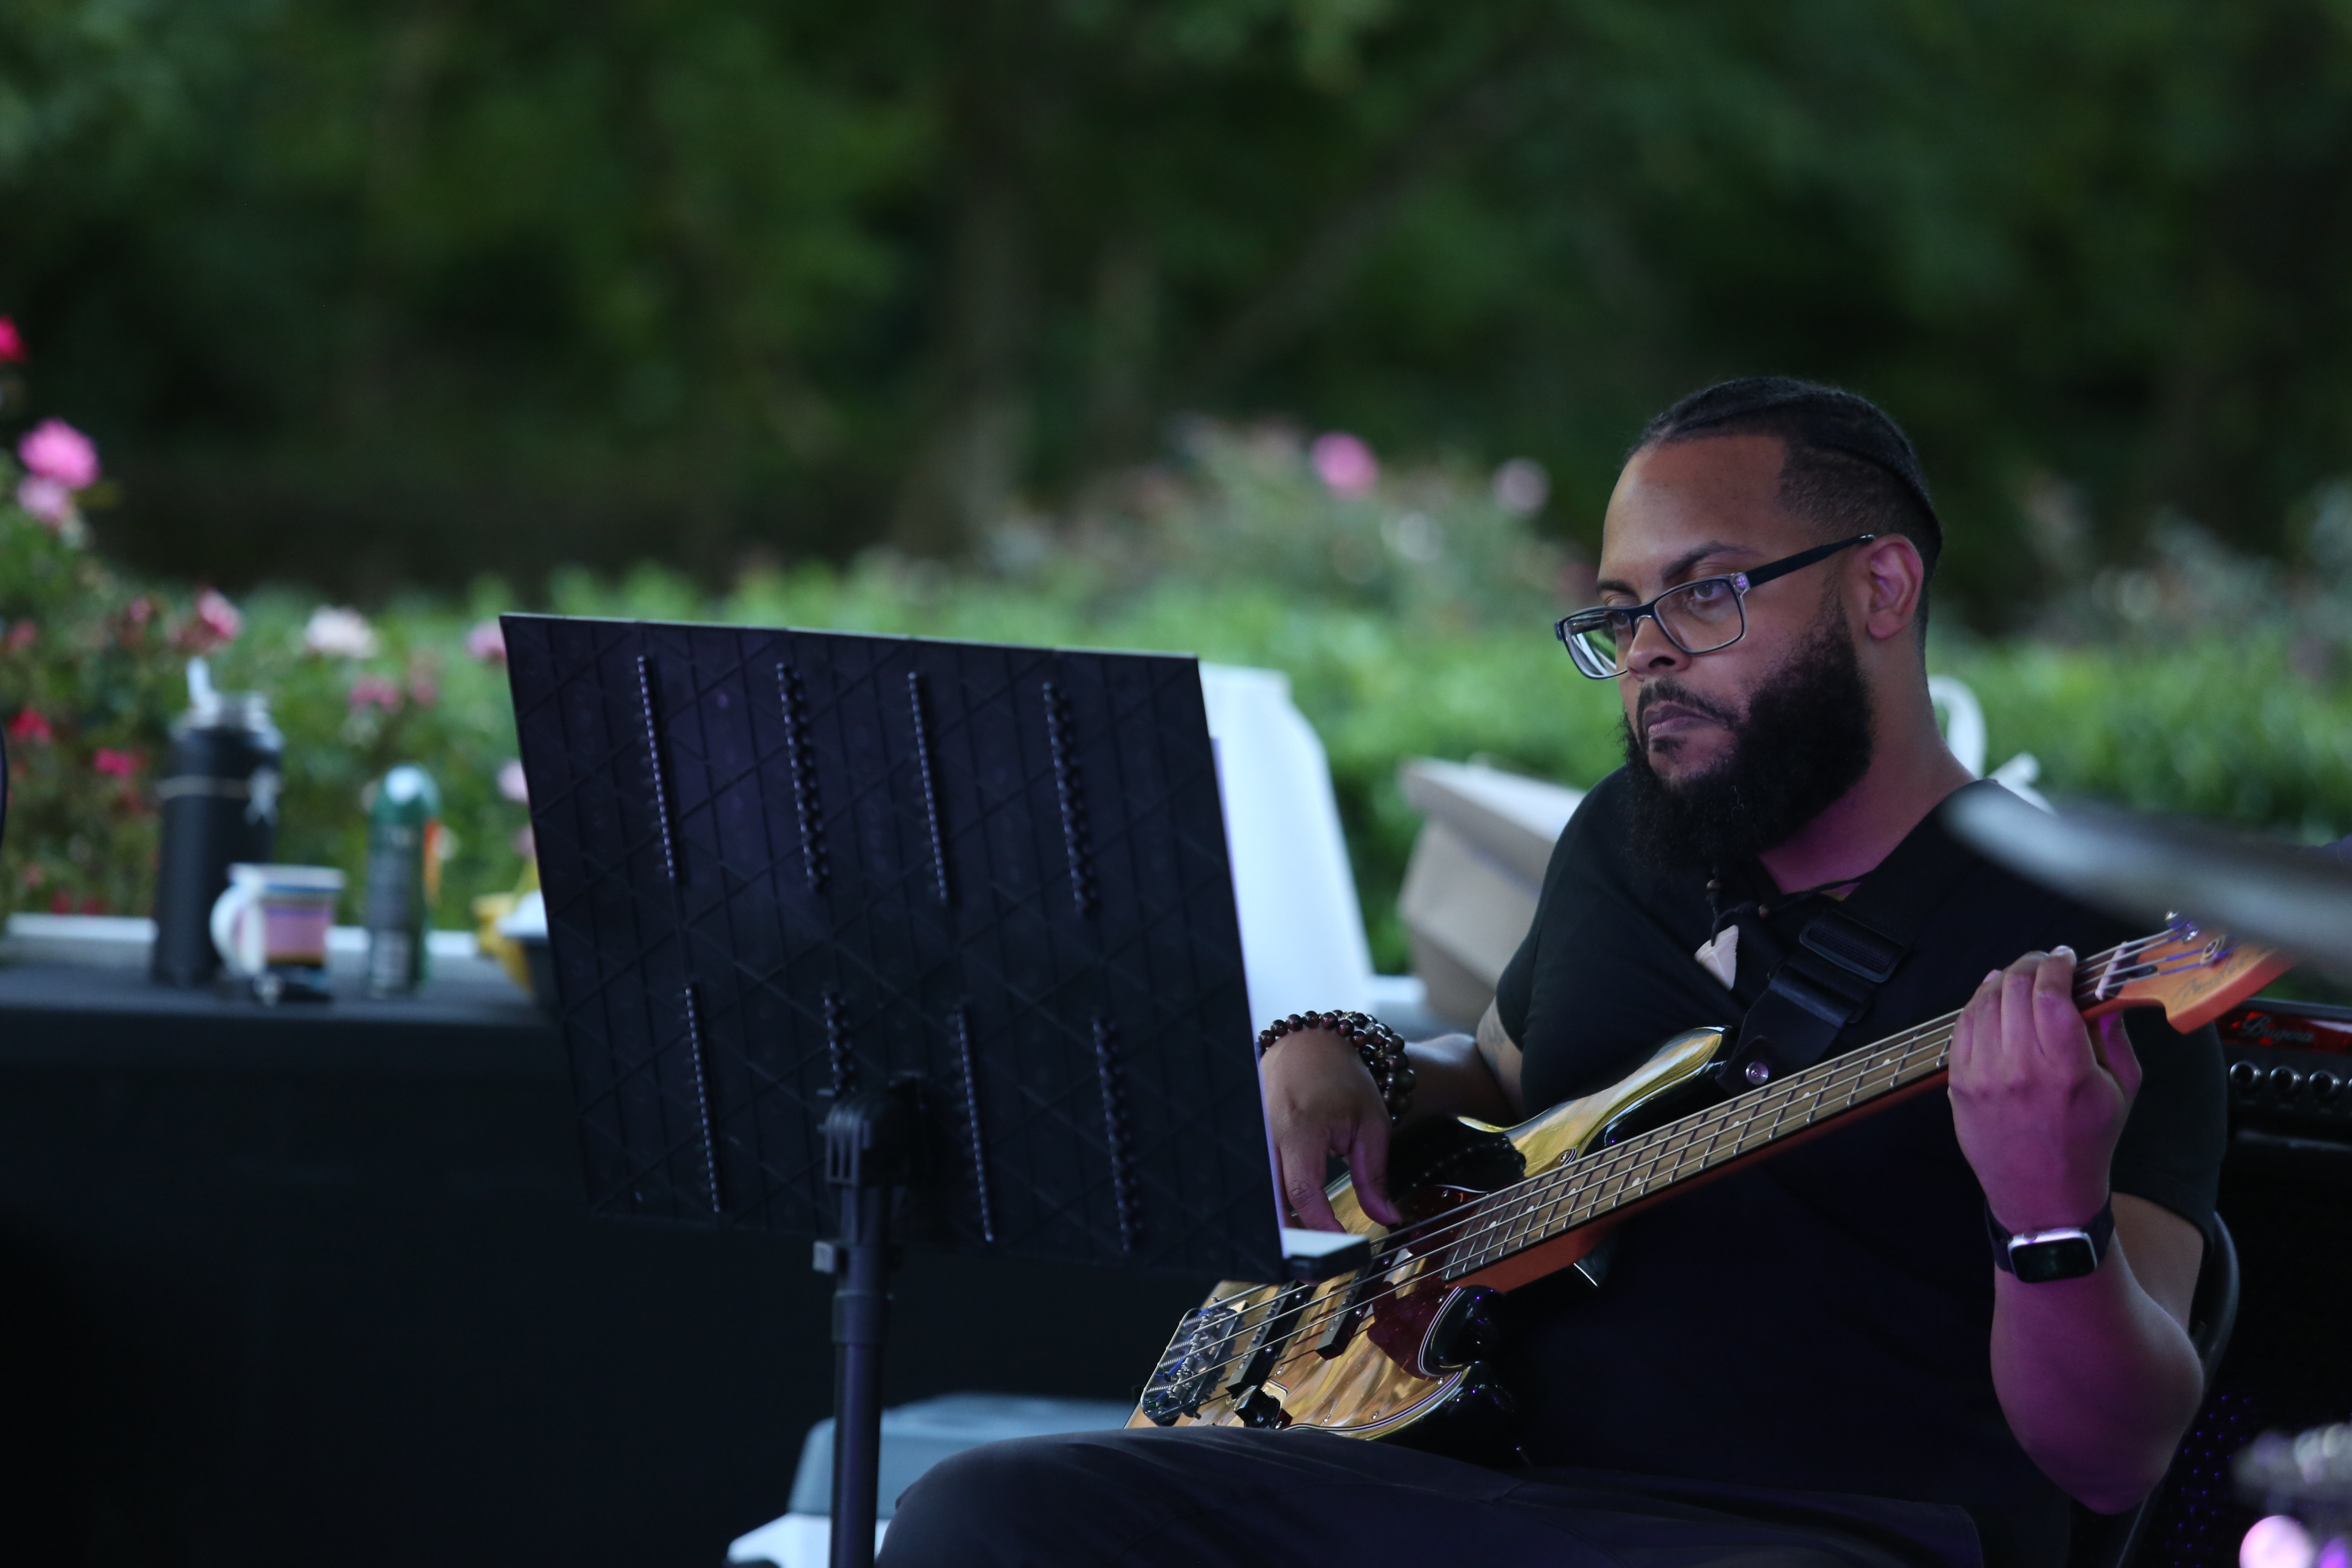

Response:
(18, 419), (99, 489)
(174, 588), (243, 648)
(406, 667), (439, 709)
(93, 748), (140, 778)
(498, 759), (529, 803)
(16, 476), (73, 526)
(193, 588), (243, 648)
(9, 708), (52, 744)
(1310, 432), (1379, 498)
(0, 317), (23, 364)
(466, 618), (507, 663)
(348, 674), (402, 715)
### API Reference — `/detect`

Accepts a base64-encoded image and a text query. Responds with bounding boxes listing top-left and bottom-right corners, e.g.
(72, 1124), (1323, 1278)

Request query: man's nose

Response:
(1624, 613), (1688, 675)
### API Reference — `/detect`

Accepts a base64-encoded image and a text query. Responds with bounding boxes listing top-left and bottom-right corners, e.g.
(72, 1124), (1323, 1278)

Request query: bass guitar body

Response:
(1129, 918), (2289, 1446)
(1128, 1025), (1730, 1444)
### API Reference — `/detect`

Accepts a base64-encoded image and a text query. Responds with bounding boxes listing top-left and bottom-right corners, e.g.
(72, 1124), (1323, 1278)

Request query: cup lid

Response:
(226, 863), (347, 891)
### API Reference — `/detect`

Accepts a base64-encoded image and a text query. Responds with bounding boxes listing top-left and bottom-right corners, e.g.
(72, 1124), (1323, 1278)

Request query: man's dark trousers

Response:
(878, 1425), (1985, 1568)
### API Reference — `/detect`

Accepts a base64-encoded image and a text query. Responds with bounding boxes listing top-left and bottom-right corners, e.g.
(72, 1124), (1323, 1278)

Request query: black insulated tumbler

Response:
(150, 660), (283, 987)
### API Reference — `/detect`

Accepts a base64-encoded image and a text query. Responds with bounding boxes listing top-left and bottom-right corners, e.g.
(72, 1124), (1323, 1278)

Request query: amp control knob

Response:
(2230, 1060), (2261, 1094)
(2271, 1065), (2305, 1097)
(2313, 1071), (2343, 1105)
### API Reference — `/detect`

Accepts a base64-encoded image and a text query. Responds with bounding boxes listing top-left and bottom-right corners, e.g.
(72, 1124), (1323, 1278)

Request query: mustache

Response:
(1635, 679), (1740, 733)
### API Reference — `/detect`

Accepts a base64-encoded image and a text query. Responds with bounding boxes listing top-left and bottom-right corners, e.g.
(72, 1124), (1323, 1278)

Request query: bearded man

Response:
(880, 379), (2223, 1568)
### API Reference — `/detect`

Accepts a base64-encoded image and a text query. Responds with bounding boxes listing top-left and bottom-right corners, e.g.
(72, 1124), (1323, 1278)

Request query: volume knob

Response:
(2271, 1065), (2305, 1098)
(2230, 1060), (2261, 1094)
(2313, 1071), (2342, 1105)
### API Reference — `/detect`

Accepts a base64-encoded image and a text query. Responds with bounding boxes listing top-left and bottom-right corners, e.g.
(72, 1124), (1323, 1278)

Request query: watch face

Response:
(2011, 1235), (2100, 1284)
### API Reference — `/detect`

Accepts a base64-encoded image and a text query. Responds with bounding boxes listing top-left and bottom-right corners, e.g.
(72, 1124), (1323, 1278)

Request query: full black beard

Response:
(1618, 617), (1876, 871)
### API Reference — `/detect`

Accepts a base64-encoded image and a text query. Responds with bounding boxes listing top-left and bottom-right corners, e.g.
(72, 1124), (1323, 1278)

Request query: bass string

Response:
(1443, 1026), (1956, 1277)
(1158, 932), (2166, 1384)
(1160, 947), (2120, 1386)
(1366, 933), (2149, 1270)
(1231, 931), (2173, 1385)
(1179, 945), (2149, 1393)
(1409, 967), (2006, 1268)
(1389, 925), (2160, 1296)
(1352, 1026), (1953, 1323)
(1375, 929), (2171, 1272)
(1176, 933), (2158, 1330)
(1223, 1028), (1958, 1392)
(1159, 1018), (1958, 1387)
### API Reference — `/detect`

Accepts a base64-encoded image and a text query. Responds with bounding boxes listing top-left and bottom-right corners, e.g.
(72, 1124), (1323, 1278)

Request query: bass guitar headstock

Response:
(2080, 918), (2293, 1033)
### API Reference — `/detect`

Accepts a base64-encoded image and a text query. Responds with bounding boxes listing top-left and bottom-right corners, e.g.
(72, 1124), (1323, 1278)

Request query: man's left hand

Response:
(1949, 946), (2140, 1235)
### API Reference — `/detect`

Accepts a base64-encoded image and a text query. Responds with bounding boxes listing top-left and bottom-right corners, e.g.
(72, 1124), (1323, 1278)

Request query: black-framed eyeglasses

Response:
(1553, 534), (1876, 679)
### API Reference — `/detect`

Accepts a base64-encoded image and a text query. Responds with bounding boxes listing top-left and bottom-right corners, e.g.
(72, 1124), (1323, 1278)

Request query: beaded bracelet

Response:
(1256, 1010), (1416, 1121)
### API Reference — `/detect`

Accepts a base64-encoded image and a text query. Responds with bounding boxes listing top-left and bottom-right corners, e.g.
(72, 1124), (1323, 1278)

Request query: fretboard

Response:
(1437, 1007), (1963, 1283)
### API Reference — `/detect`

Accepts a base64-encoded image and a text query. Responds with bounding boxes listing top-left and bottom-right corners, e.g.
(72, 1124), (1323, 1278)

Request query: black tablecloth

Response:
(0, 963), (1205, 1568)
(6, 961), (2351, 1568)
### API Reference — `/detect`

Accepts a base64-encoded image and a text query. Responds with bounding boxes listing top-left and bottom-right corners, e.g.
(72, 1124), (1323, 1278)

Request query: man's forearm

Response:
(1396, 1033), (1517, 1134)
(1989, 1247), (2205, 1512)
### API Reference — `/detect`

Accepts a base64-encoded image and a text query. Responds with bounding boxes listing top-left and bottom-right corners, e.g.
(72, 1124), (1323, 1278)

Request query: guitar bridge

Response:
(1139, 1301), (1238, 1426)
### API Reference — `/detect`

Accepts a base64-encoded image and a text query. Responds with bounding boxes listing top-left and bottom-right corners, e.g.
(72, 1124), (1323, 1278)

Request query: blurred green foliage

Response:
(198, 588), (534, 933)
(8, 0), (2352, 621)
(7, 424), (2350, 974)
(0, 452), (226, 915)
(544, 433), (2352, 969)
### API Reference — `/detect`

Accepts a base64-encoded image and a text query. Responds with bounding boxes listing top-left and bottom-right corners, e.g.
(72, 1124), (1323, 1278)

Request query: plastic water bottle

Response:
(364, 764), (441, 995)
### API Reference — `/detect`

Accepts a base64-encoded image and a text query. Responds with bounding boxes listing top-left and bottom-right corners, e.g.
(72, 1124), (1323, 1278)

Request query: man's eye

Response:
(1684, 580), (1728, 604)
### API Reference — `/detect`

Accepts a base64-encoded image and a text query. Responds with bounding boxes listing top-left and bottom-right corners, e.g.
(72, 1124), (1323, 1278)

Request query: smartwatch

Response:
(1985, 1199), (2114, 1283)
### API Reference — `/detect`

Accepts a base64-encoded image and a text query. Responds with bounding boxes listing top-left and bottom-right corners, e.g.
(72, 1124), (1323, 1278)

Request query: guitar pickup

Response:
(1227, 1282), (1314, 1398)
(1314, 1267), (1378, 1358)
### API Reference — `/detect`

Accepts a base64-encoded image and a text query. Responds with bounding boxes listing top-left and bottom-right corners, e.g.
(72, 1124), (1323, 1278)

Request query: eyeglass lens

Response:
(1575, 577), (1747, 673)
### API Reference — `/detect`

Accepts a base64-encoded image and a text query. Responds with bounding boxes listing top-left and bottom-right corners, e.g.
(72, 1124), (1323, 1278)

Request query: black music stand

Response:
(503, 616), (1353, 1568)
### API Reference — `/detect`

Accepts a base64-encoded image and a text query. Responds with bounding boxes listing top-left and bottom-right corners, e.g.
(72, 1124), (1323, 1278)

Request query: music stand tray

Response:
(504, 615), (1306, 1565)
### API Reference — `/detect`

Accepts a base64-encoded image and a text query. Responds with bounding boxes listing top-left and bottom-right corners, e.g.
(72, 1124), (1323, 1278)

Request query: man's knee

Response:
(881, 1432), (1102, 1563)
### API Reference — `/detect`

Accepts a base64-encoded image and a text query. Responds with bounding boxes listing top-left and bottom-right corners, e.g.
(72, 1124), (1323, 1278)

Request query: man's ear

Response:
(1857, 536), (1926, 642)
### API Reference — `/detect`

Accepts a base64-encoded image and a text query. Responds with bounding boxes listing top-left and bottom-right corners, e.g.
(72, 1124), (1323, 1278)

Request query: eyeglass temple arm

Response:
(1553, 532), (1878, 644)
(1736, 532), (1876, 590)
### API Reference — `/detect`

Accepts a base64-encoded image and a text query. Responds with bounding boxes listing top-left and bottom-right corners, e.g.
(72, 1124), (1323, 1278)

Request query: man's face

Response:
(1594, 434), (1849, 785)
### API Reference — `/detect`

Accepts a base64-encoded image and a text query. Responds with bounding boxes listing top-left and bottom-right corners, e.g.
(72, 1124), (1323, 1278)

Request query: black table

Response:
(0, 964), (1206, 1568)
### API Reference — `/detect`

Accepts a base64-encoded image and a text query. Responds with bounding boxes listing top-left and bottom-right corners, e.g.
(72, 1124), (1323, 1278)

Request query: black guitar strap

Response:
(1714, 781), (2005, 1091)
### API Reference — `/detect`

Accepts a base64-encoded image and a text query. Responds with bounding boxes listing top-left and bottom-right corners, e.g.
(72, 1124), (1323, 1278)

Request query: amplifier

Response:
(2216, 998), (2352, 1136)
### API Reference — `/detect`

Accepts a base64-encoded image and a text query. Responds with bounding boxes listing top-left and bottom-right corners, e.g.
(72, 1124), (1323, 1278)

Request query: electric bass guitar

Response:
(1131, 921), (2288, 1444)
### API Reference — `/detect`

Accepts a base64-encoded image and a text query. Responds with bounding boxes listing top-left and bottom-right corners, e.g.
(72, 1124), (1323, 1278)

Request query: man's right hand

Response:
(1261, 1028), (1403, 1232)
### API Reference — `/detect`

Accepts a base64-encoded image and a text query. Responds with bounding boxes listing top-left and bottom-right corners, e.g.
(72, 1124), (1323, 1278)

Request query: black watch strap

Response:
(1986, 1198), (2115, 1282)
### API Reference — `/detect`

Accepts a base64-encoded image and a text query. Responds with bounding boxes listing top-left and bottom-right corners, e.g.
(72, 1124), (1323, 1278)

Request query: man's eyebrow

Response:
(1595, 541), (1756, 598)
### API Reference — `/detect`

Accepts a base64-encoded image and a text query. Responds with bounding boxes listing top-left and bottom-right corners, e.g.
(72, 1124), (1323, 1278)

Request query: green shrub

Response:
(4, 422), (2348, 977)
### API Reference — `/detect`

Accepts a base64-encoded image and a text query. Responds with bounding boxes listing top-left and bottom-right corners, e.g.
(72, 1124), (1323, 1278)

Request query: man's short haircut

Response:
(1633, 377), (1942, 597)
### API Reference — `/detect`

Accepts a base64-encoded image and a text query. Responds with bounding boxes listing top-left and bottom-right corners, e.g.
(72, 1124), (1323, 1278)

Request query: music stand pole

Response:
(821, 1087), (909, 1568)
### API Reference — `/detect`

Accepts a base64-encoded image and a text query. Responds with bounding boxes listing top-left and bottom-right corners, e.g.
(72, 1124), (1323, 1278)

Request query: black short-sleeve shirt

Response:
(1492, 769), (2226, 1568)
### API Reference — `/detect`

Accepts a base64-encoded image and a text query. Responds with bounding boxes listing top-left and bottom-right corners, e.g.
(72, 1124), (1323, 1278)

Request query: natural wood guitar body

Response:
(1128, 1027), (1727, 1439)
